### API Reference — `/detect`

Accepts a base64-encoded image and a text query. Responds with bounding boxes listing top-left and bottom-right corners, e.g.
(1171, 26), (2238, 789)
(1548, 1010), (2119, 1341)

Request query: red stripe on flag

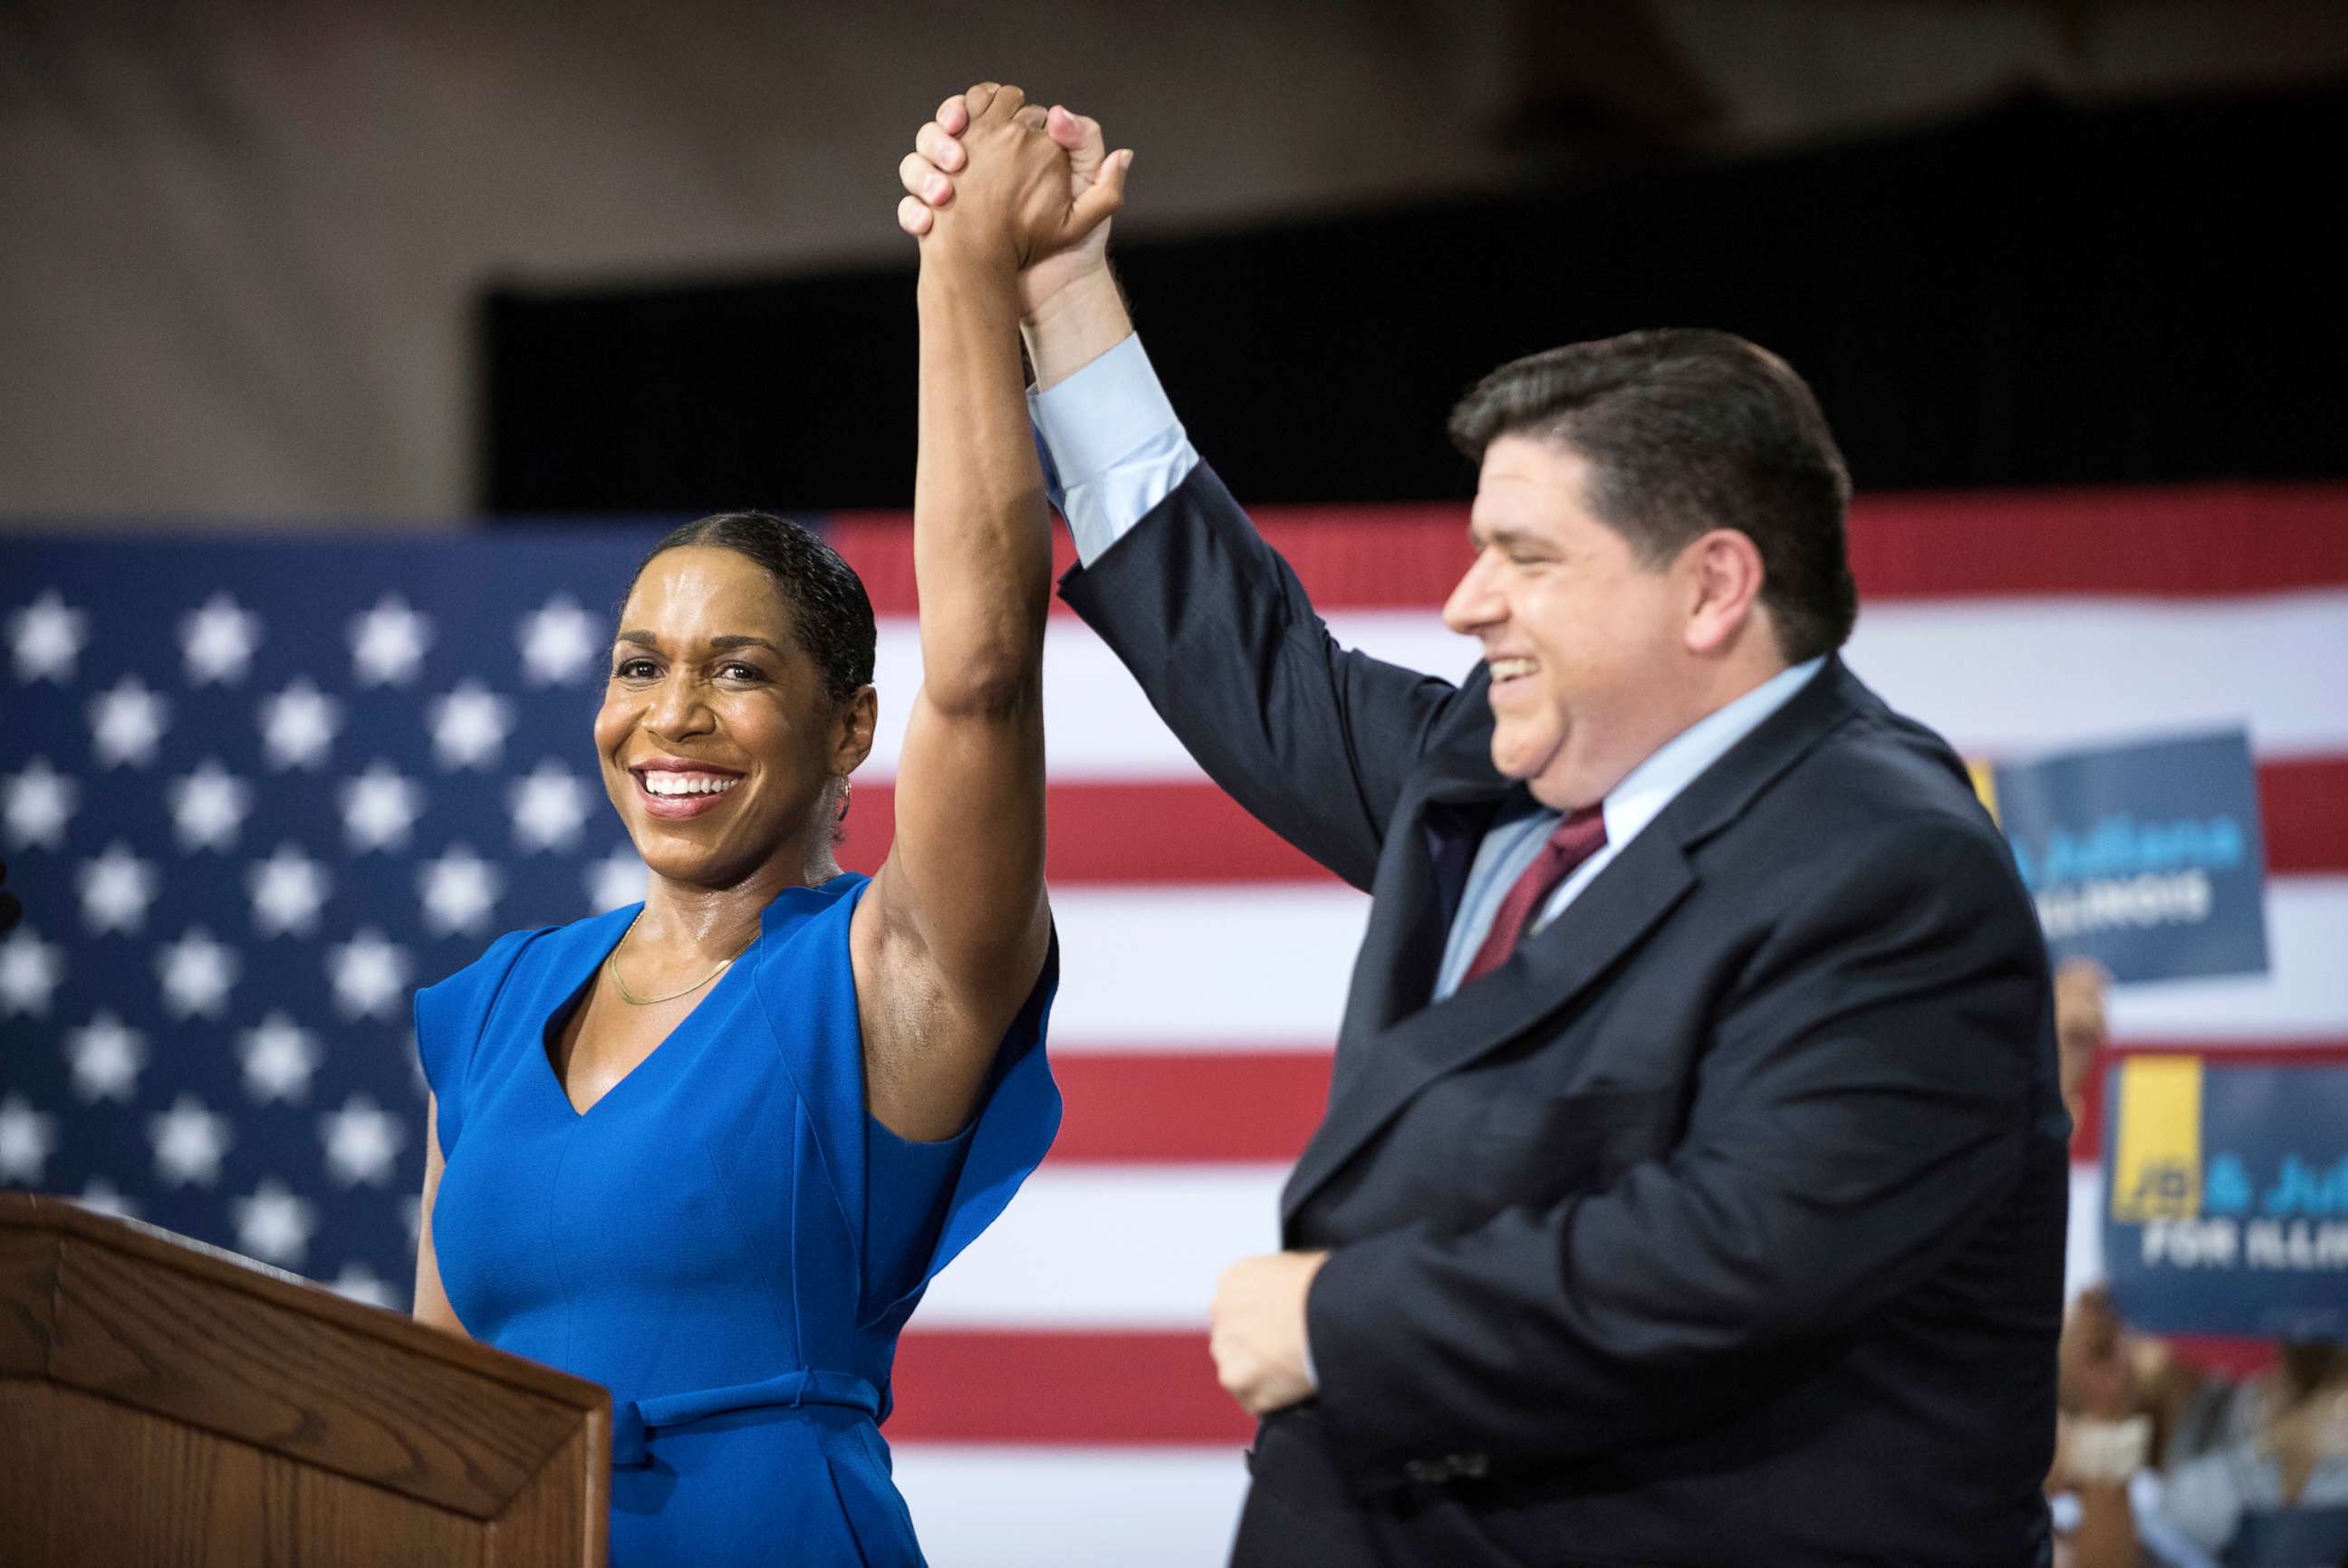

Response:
(894, 1302), (2294, 1443)
(890, 1300), (2301, 1444)
(1846, 485), (2348, 601)
(2069, 1040), (2348, 1162)
(826, 507), (1475, 616)
(2259, 756), (2348, 877)
(1029, 1035), (2348, 1169)
(1045, 1051), (1332, 1166)
(827, 485), (2348, 611)
(838, 761), (2347, 884)
(837, 780), (1336, 884)
(890, 1330), (1252, 1444)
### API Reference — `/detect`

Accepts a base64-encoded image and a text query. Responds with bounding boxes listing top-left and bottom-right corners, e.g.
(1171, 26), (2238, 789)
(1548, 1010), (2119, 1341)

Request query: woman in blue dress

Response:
(410, 85), (1123, 1565)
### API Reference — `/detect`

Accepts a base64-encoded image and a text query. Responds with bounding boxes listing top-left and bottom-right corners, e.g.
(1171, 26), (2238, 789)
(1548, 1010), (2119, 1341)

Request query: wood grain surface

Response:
(494, 1429), (610, 1568)
(0, 1383), (56, 1559)
(6, 1383), (486, 1568)
(0, 1196), (610, 1566)
(0, 1226), (55, 1377)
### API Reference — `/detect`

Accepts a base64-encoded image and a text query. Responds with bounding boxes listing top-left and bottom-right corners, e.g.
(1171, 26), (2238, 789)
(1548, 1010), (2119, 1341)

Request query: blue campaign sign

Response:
(1989, 729), (2268, 985)
(2102, 1055), (2348, 1339)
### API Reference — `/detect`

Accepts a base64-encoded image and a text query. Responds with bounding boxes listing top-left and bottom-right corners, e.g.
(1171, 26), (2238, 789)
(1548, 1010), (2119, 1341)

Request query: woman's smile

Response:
(630, 758), (747, 821)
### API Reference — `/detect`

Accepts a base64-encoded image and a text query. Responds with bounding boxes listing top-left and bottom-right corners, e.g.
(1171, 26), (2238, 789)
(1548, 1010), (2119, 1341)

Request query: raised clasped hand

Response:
(898, 85), (1131, 310)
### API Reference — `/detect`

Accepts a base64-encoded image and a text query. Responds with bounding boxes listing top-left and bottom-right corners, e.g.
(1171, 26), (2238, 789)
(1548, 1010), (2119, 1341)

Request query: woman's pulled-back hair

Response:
(629, 511), (877, 705)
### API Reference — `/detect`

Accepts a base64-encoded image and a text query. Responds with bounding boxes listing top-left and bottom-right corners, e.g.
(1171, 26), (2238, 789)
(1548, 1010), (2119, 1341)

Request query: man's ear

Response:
(832, 686), (879, 774)
(1682, 529), (1766, 657)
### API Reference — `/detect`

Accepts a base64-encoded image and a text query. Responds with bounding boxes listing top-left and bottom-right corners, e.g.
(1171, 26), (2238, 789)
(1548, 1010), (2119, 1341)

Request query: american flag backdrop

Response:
(5, 487), (2348, 1566)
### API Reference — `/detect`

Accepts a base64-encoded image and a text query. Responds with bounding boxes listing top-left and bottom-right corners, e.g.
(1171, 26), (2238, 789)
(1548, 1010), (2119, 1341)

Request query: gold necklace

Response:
(604, 912), (751, 1005)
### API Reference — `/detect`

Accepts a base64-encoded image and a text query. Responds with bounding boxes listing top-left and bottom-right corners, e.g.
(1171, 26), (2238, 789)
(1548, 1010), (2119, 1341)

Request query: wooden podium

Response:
(0, 1193), (610, 1566)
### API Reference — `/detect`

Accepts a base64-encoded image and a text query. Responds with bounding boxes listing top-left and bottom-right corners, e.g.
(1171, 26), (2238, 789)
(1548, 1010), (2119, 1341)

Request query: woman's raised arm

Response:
(852, 83), (1125, 1140)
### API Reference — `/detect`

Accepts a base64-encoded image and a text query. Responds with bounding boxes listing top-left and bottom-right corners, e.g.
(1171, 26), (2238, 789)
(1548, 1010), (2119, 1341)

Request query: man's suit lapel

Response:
(1319, 773), (1500, 1110)
(1281, 658), (1865, 1227)
(1282, 827), (1697, 1225)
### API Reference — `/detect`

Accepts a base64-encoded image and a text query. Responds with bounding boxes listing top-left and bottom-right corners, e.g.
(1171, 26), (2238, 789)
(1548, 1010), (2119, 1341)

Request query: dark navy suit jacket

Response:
(1060, 462), (2067, 1568)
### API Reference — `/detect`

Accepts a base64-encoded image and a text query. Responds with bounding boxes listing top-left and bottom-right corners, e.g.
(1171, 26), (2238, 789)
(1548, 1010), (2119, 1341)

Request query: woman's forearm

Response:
(912, 254), (1051, 712)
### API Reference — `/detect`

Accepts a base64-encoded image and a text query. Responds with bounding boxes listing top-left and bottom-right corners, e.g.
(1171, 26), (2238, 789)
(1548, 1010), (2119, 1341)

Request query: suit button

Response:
(1451, 1452), (1489, 1479)
(1403, 1459), (1445, 1484)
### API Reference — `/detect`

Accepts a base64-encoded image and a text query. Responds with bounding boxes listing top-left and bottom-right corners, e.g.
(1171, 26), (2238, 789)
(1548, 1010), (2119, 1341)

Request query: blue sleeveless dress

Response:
(416, 873), (1059, 1566)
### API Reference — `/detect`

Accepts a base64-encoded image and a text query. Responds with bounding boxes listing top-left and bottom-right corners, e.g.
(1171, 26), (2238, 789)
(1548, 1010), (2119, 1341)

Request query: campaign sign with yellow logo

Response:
(2103, 1054), (2348, 1337)
(1988, 729), (2267, 985)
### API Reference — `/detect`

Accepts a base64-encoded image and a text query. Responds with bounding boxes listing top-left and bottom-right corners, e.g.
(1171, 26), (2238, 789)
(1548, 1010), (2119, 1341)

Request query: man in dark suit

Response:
(900, 91), (2067, 1567)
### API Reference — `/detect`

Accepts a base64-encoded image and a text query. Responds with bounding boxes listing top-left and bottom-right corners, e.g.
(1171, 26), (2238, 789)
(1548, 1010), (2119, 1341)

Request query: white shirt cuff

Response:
(1030, 332), (1176, 479)
(1028, 332), (1199, 566)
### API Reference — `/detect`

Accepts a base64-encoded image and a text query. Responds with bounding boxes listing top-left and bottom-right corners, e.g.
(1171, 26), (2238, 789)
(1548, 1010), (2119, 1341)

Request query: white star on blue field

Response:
(1, 531), (678, 1300)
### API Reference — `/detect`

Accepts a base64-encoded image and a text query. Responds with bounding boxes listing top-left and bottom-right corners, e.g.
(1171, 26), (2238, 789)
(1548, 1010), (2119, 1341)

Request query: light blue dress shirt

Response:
(1428, 655), (1823, 997)
(1031, 331), (1825, 1389)
(1029, 332), (1202, 565)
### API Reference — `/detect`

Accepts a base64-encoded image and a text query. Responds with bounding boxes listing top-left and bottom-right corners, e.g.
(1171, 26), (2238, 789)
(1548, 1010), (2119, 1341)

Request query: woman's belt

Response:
(611, 1370), (883, 1467)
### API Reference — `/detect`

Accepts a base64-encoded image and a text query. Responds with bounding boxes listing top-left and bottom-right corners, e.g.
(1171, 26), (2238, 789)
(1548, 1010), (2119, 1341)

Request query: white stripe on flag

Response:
(2067, 1164), (2107, 1302)
(895, 1446), (1246, 1568)
(1047, 877), (2348, 1051)
(1843, 591), (2348, 759)
(1050, 884), (1367, 1048)
(918, 1166), (1288, 1329)
(861, 592), (2348, 780)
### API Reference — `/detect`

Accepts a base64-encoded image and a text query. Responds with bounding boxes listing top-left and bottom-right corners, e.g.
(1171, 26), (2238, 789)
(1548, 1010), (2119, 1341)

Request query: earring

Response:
(835, 777), (852, 824)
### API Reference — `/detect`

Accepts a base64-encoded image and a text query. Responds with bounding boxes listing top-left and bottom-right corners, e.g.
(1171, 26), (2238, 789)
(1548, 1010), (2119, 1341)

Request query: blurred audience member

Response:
(2157, 1341), (2348, 1565)
(2045, 962), (2348, 1568)
(2052, 1283), (2153, 1568)
(2056, 956), (2111, 1130)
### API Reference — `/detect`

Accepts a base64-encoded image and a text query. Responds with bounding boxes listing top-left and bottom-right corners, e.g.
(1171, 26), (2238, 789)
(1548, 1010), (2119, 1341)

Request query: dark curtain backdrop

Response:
(482, 82), (2345, 514)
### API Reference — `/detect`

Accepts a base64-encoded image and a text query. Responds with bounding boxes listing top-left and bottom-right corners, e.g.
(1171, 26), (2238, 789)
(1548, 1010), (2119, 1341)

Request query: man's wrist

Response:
(1022, 268), (1133, 390)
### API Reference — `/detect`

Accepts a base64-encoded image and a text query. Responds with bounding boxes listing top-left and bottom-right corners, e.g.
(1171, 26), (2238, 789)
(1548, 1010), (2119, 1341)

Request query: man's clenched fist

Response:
(1209, 1249), (1330, 1418)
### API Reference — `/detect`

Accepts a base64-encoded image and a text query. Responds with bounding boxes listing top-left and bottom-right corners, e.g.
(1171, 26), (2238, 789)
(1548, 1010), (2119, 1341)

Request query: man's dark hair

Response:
(628, 511), (877, 704)
(1447, 328), (1858, 662)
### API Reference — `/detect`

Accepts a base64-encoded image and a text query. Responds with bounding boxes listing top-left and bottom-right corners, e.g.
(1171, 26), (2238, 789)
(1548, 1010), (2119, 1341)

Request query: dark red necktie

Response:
(1461, 805), (1608, 986)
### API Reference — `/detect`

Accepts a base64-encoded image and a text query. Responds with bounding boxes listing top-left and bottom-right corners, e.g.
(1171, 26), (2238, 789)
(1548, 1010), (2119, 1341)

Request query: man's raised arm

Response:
(897, 102), (1470, 892)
